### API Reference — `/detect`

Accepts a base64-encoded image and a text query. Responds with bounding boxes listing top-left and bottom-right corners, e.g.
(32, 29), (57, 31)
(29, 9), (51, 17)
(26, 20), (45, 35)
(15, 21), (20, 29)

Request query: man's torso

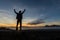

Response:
(16, 13), (23, 20)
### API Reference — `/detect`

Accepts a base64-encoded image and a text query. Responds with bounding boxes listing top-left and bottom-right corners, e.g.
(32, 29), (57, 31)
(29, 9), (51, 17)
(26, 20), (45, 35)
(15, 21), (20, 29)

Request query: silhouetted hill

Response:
(45, 25), (60, 27)
(0, 27), (14, 31)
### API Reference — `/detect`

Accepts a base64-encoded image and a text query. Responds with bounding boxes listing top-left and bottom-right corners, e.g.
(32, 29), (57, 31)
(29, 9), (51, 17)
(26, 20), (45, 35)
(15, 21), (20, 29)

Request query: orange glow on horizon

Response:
(0, 23), (45, 27)
(0, 21), (60, 28)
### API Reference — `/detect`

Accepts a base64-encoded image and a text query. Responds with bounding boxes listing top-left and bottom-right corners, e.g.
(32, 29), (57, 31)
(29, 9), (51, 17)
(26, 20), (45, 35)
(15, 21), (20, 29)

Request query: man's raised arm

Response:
(14, 9), (18, 14)
(22, 9), (26, 14)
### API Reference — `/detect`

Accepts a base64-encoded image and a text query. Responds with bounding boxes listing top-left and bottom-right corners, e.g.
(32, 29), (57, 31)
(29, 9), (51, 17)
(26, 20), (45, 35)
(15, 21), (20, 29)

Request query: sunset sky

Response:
(0, 0), (60, 27)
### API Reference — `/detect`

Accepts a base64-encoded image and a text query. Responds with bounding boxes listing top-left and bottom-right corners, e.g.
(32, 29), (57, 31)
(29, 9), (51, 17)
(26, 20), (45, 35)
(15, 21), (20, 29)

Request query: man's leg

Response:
(20, 20), (22, 31)
(16, 19), (19, 31)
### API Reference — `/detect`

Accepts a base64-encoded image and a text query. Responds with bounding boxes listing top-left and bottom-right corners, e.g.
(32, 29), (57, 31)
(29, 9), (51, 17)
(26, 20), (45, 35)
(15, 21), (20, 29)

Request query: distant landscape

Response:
(0, 25), (60, 31)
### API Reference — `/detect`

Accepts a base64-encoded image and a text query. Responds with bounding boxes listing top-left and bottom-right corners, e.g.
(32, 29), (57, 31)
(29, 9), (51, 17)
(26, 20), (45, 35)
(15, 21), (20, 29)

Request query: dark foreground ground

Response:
(0, 28), (60, 40)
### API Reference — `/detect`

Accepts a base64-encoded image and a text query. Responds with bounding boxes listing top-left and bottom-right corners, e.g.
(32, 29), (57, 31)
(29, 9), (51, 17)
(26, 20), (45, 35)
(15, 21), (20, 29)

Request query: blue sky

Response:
(0, 0), (60, 26)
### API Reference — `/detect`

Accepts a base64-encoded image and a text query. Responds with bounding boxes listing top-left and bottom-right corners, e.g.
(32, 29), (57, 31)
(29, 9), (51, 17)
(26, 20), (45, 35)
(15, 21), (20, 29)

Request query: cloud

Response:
(27, 14), (49, 25)
(27, 18), (45, 25)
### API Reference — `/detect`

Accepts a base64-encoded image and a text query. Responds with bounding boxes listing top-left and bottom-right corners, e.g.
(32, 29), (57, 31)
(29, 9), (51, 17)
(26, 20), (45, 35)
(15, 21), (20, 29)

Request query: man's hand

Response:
(14, 9), (17, 14)
(24, 9), (26, 11)
(22, 9), (26, 14)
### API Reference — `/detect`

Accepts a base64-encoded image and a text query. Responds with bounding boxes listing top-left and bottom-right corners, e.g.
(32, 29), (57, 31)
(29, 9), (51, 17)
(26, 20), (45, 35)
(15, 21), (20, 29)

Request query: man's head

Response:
(19, 11), (21, 13)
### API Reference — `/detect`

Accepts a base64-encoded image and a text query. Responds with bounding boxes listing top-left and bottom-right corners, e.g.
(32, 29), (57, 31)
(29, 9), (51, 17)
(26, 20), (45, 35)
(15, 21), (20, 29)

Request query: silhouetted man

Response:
(14, 9), (26, 31)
